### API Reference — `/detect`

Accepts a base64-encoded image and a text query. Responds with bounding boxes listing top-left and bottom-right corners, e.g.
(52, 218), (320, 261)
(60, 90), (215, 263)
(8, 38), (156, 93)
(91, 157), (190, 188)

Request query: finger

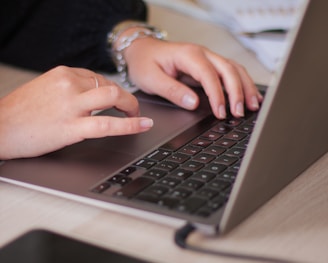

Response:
(76, 84), (140, 117)
(138, 66), (200, 111)
(72, 116), (154, 138)
(204, 50), (247, 117)
(136, 57), (227, 119)
(82, 73), (115, 92)
(170, 46), (228, 119)
(62, 67), (115, 91)
(228, 60), (263, 111)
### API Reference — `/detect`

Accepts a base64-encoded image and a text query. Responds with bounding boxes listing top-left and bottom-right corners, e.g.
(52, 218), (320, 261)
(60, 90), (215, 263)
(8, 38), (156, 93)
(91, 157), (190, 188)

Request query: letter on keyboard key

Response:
(114, 177), (154, 198)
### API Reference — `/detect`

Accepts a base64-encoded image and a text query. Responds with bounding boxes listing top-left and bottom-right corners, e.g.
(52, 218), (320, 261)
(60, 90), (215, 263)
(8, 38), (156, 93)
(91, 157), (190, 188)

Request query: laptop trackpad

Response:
(50, 91), (206, 157)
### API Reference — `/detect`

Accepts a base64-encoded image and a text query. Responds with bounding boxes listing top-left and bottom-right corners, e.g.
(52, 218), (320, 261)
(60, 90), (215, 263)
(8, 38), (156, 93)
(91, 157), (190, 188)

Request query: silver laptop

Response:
(1, 0), (327, 235)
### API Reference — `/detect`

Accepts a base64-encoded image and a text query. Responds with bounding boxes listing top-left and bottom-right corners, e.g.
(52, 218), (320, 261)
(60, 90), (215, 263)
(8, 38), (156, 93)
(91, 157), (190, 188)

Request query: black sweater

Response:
(0, 0), (147, 72)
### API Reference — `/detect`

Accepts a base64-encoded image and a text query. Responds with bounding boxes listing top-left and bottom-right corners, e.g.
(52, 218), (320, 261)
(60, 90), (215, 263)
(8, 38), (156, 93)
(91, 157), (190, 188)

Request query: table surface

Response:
(1, 4), (328, 263)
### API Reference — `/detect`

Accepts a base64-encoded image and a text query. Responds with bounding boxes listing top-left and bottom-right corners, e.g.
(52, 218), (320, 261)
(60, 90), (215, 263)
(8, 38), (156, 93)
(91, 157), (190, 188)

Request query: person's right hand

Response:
(0, 66), (153, 160)
(123, 36), (263, 119)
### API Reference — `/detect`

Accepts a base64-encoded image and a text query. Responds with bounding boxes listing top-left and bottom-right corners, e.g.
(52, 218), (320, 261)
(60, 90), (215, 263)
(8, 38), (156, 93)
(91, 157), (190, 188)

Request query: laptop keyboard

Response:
(92, 111), (258, 218)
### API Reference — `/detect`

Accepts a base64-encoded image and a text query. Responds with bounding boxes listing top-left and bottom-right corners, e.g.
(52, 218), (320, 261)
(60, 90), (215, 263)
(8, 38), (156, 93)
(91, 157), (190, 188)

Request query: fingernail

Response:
(251, 95), (259, 110)
(236, 102), (244, 117)
(218, 104), (226, 119)
(140, 118), (154, 129)
(182, 94), (197, 109)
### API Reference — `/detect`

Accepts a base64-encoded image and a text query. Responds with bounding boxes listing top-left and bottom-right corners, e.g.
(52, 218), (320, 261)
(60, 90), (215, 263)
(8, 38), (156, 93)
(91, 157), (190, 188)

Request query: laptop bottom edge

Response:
(0, 177), (221, 236)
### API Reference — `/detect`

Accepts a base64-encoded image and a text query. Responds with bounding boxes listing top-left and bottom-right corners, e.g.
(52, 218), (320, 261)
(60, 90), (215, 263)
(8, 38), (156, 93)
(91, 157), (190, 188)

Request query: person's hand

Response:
(124, 37), (263, 119)
(0, 66), (153, 160)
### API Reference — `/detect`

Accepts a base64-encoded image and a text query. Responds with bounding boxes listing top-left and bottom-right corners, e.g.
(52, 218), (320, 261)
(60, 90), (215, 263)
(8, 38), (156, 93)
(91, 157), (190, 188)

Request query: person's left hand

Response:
(124, 37), (263, 119)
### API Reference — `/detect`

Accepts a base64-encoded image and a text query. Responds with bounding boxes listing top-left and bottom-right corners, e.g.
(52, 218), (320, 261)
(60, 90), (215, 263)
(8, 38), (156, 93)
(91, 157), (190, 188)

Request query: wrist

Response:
(107, 21), (167, 87)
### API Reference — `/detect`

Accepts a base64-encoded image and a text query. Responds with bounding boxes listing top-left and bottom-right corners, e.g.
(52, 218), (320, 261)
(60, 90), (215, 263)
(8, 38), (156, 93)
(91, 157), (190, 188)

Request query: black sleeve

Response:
(0, 0), (147, 73)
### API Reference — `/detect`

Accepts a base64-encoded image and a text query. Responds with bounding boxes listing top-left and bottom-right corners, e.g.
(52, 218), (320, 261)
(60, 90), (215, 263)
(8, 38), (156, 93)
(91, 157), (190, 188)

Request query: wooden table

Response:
(1, 4), (328, 263)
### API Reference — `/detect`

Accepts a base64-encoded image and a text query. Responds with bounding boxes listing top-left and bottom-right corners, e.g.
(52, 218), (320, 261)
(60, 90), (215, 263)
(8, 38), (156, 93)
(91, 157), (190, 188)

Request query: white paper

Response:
(196, 0), (304, 71)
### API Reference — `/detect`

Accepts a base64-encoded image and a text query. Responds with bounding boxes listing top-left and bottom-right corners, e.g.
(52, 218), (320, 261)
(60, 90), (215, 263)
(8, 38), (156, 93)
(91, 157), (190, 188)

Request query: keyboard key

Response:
(229, 160), (242, 171)
(181, 179), (204, 190)
(195, 209), (212, 217)
(181, 160), (204, 172)
(119, 166), (136, 176)
(223, 131), (247, 141)
(193, 153), (215, 163)
(114, 177), (154, 198)
(154, 161), (178, 171)
(178, 145), (202, 155)
(191, 138), (212, 148)
(195, 196), (227, 217)
(92, 182), (111, 193)
(236, 124), (254, 133)
(201, 130), (222, 141)
(214, 138), (236, 148)
(215, 155), (238, 166)
(203, 145), (226, 156)
(170, 169), (193, 180)
(211, 123), (232, 134)
(158, 176), (182, 188)
(146, 149), (171, 161)
(204, 163), (227, 173)
(236, 139), (249, 149)
(176, 197), (206, 213)
(244, 113), (258, 126)
(135, 194), (161, 204)
(196, 187), (219, 199)
(143, 169), (167, 179)
(134, 159), (156, 169)
(220, 186), (233, 198)
(225, 118), (243, 127)
(207, 195), (227, 210)
(170, 187), (192, 199)
(107, 174), (132, 186)
(166, 153), (190, 163)
(192, 171), (216, 182)
(144, 185), (169, 196)
(225, 147), (246, 158)
(217, 171), (237, 182)
(158, 197), (180, 208)
(208, 179), (231, 191)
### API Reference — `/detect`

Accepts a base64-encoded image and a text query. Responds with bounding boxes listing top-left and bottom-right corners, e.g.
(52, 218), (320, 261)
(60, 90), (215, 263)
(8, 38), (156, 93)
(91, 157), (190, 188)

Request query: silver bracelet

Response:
(109, 24), (167, 88)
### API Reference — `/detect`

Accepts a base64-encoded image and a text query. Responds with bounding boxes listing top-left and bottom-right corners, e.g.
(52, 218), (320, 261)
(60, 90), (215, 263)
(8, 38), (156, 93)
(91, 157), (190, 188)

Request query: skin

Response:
(125, 37), (263, 119)
(0, 66), (153, 159)
(0, 28), (263, 160)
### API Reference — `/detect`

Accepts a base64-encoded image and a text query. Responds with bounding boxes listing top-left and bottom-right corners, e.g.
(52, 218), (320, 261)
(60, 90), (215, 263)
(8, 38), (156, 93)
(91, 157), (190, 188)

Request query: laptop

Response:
(1, 0), (327, 235)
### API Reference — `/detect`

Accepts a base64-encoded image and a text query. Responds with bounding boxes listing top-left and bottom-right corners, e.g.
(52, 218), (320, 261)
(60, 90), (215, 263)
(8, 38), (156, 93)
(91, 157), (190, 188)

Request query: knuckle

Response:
(89, 117), (138, 136)
(107, 84), (120, 100)
(50, 66), (75, 91)
(60, 78), (74, 90)
(122, 121), (135, 134)
(165, 84), (180, 100)
(92, 118), (111, 134)
(223, 60), (237, 73)
(180, 43), (204, 55)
